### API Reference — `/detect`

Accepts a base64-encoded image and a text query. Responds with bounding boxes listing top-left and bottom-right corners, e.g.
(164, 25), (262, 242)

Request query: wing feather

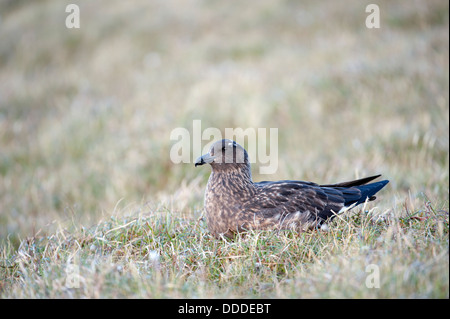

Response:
(242, 181), (347, 226)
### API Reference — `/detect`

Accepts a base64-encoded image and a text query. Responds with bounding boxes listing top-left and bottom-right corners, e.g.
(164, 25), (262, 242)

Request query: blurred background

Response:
(0, 0), (448, 245)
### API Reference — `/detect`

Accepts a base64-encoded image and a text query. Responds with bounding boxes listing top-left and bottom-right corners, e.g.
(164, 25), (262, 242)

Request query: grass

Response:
(1, 199), (448, 298)
(0, 0), (448, 298)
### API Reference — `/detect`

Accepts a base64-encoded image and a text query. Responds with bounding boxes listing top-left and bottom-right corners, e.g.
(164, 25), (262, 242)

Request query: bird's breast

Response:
(203, 174), (254, 237)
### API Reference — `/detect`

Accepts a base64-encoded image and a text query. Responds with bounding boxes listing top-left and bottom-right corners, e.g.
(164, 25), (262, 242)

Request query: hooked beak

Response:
(195, 153), (215, 167)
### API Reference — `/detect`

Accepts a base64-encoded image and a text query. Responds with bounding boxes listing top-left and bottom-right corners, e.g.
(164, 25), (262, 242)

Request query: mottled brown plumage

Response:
(195, 139), (389, 238)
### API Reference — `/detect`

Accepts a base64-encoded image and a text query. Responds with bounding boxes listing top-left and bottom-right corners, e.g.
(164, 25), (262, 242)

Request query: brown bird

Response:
(195, 139), (389, 238)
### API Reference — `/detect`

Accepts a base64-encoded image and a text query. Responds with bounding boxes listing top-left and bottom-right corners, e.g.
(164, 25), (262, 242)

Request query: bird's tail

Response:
(351, 180), (389, 206)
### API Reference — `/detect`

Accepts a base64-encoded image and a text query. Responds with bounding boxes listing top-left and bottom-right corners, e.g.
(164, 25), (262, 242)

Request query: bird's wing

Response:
(242, 181), (353, 224)
(320, 174), (381, 187)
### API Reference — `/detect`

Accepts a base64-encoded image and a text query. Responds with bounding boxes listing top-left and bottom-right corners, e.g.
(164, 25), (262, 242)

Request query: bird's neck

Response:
(210, 165), (254, 192)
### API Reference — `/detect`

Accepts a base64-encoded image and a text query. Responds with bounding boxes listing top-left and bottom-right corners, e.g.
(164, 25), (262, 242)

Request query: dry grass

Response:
(0, 0), (448, 298)
(1, 201), (448, 298)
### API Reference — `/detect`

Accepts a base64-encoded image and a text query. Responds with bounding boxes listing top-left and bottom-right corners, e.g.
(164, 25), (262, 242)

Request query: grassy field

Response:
(0, 0), (448, 298)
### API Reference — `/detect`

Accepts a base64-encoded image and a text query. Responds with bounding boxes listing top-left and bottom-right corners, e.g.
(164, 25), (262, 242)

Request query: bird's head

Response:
(195, 139), (249, 171)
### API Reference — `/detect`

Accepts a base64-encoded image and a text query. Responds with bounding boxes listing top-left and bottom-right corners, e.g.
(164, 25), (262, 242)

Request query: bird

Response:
(195, 139), (389, 238)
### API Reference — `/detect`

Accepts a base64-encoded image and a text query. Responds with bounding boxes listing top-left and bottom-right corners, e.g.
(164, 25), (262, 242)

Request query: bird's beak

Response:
(195, 153), (215, 167)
